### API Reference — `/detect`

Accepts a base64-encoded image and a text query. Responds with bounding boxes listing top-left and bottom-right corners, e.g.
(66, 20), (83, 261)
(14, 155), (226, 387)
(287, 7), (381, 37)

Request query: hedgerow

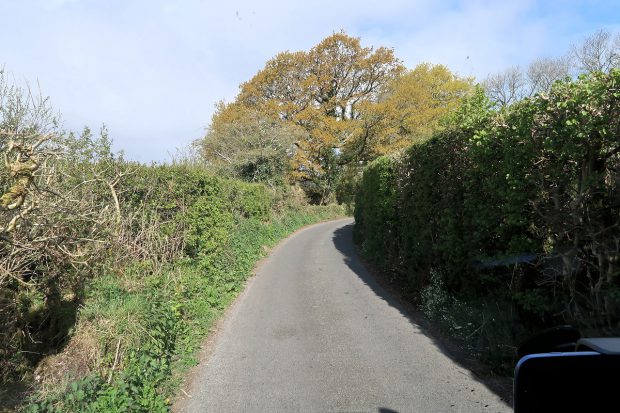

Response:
(1, 66), (346, 413)
(354, 70), (620, 370)
(19, 163), (344, 412)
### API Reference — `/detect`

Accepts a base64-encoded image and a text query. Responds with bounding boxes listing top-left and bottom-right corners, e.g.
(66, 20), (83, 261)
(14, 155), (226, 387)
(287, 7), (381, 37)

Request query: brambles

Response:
(0, 68), (345, 411)
(0, 73), (116, 384)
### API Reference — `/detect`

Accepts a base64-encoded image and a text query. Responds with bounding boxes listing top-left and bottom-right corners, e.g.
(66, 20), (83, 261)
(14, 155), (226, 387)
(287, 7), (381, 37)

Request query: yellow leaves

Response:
(384, 63), (473, 139)
(238, 51), (311, 117)
(307, 32), (404, 113)
(201, 32), (471, 201)
(336, 64), (473, 163)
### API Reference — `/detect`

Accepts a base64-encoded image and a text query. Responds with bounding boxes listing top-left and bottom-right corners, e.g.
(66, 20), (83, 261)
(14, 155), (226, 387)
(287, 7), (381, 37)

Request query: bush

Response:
(19, 163), (344, 411)
(0, 67), (346, 411)
(354, 70), (620, 370)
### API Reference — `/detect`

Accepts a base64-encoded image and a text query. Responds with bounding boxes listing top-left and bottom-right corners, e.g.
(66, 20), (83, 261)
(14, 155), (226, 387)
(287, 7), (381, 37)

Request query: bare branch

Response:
(571, 29), (620, 74)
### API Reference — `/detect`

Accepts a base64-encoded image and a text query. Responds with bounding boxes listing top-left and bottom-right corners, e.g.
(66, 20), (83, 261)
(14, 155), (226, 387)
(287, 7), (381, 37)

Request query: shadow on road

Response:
(331, 222), (513, 407)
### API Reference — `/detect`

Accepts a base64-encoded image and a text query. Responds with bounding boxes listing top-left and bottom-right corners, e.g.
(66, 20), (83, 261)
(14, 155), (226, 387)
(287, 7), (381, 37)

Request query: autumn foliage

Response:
(198, 32), (472, 203)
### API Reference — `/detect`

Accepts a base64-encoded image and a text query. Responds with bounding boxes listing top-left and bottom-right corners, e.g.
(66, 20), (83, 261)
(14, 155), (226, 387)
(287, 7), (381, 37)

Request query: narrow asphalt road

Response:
(177, 218), (510, 412)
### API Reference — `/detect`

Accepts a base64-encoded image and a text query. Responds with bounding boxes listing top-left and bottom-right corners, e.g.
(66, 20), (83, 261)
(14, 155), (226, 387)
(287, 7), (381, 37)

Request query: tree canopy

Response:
(198, 102), (303, 186)
(198, 32), (472, 203)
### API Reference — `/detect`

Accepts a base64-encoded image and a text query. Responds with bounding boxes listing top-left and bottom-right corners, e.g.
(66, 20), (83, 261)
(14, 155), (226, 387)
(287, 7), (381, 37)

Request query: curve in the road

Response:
(176, 218), (510, 413)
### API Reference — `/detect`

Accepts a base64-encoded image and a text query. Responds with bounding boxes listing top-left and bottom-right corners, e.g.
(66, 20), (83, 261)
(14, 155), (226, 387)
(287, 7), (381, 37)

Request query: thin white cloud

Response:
(0, 0), (617, 161)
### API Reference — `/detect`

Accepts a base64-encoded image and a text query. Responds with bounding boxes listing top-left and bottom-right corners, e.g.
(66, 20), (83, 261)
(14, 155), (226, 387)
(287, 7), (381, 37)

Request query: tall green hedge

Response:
(355, 70), (620, 333)
(353, 156), (398, 269)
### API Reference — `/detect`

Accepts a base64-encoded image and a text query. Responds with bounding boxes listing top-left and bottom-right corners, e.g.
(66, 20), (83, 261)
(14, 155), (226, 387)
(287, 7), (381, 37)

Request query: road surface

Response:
(177, 218), (510, 412)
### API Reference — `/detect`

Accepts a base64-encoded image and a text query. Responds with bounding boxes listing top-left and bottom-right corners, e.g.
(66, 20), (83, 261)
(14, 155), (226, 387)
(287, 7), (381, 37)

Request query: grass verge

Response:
(20, 205), (345, 413)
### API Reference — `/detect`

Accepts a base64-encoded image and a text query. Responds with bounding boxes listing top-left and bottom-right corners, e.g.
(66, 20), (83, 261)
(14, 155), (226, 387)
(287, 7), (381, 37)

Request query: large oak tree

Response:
(202, 32), (403, 203)
(200, 33), (471, 203)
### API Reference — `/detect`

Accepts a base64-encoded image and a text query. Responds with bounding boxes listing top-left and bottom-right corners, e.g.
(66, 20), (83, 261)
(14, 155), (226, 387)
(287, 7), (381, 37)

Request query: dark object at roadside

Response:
(514, 327), (620, 412)
(473, 253), (538, 269)
(516, 325), (581, 359)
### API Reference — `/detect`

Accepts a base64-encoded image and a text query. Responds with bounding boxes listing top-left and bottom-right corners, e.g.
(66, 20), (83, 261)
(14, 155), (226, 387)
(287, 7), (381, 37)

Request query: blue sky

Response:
(1, 0), (618, 162)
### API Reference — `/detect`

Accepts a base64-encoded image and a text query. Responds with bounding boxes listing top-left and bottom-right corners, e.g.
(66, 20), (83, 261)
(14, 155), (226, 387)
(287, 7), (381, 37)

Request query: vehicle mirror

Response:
(514, 351), (620, 412)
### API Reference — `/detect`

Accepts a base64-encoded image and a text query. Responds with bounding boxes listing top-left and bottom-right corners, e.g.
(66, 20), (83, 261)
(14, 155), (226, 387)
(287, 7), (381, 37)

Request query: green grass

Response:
(23, 206), (345, 413)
